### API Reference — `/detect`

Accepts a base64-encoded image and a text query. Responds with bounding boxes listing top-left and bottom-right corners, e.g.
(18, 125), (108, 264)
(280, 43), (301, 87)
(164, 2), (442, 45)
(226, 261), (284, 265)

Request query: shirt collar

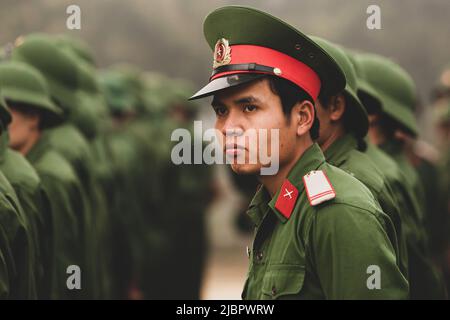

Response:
(26, 129), (51, 164)
(245, 143), (326, 225)
(324, 133), (358, 167)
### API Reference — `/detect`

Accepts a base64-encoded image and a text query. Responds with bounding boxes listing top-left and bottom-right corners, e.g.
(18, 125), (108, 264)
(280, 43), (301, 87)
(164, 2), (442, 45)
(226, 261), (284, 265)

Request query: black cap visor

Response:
(189, 73), (265, 100)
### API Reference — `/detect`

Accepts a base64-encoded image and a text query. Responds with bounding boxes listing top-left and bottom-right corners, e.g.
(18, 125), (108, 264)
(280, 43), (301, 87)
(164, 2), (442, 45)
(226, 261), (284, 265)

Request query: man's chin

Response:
(230, 163), (261, 175)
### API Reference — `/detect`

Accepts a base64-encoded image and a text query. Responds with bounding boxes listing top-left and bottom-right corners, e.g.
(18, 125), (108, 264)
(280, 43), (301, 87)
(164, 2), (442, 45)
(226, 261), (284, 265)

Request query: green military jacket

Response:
(324, 134), (408, 278)
(0, 132), (50, 298)
(46, 123), (100, 299)
(26, 130), (86, 299)
(381, 141), (426, 221)
(104, 124), (145, 299)
(139, 117), (211, 299)
(370, 141), (447, 299)
(365, 143), (423, 244)
(0, 169), (36, 299)
(242, 144), (408, 300)
(0, 132), (37, 299)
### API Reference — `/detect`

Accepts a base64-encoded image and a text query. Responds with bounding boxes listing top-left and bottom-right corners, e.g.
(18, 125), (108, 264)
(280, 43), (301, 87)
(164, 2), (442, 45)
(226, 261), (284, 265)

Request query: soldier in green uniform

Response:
(0, 60), (86, 299)
(309, 37), (408, 279)
(345, 51), (433, 290)
(59, 41), (113, 299)
(0, 83), (50, 298)
(11, 34), (98, 298)
(0, 93), (37, 299)
(190, 6), (408, 299)
(354, 52), (447, 299)
(99, 69), (145, 299)
(152, 80), (213, 299)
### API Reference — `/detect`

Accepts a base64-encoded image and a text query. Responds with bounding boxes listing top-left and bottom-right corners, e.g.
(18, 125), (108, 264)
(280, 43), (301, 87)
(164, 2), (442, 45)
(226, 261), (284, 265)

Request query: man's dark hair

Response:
(358, 91), (382, 115)
(357, 91), (416, 139)
(318, 91), (358, 136)
(6, 99), (50, 130)
(265, 76), (320, 140)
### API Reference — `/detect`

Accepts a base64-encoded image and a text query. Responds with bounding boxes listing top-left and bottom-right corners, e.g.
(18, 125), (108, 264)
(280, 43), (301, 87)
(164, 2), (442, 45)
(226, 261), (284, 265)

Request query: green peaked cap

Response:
(190, 6), (345, 101)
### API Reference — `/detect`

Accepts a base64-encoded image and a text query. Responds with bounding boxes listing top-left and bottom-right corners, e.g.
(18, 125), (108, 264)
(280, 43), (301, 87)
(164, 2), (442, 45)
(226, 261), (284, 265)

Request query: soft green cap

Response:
(354, 53), (419, 136)
(310, 36), (368, 137)
(11, 33), (80, 113)
(0, 61), (63, 124)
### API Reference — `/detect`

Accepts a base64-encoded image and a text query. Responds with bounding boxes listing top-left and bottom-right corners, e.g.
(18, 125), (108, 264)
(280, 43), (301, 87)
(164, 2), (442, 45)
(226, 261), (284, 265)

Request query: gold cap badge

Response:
(213, 38), (232, 69)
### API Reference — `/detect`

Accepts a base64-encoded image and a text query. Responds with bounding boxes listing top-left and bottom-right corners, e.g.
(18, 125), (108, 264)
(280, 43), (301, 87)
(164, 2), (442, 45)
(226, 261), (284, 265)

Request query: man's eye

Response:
(243, 105), (257, 112)
(214, 107), (227, 116)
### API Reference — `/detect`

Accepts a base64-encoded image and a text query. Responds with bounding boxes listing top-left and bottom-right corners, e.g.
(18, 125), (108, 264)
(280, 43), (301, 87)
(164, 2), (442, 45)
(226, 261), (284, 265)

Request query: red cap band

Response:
(210, 45), (321, 100)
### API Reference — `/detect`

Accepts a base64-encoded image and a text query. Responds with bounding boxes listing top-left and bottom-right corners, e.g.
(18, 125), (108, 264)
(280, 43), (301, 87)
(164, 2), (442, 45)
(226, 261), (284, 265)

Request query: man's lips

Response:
(224, 143), (246, 155)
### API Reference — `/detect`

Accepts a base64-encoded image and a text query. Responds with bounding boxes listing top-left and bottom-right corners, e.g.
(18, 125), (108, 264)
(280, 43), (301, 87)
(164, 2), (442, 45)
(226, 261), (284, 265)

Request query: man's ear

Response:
(290, 100), (315, 136)
(329, 93), (346, 121)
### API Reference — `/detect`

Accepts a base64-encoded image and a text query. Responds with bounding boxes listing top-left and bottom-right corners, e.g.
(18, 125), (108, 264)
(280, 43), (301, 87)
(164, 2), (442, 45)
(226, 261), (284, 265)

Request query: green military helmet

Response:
(55, 34), (96, 66)
(72, 62), (109, 139)
(345, 49), (383, 110)
(76, 59), (108, 115)
(310, 37), (368, 138)
(0, 61), (63, 126)
(190, 6), (345, 101)
(110, 64), (147, 112)
(11, 33), (80, 114)
(355, 53), (419, 137)
(98, 69), (137, 116)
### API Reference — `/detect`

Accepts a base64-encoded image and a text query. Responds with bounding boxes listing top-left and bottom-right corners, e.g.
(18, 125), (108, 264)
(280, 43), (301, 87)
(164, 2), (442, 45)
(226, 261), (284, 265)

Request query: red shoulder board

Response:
(303, 170), (336, 206)
(274, 179), (299, 219)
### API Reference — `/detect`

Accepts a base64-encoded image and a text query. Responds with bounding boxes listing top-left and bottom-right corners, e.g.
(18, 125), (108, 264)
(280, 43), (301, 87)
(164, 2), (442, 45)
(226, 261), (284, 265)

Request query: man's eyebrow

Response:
(234, 96), (260, 104)
(211, 95), (260, 107)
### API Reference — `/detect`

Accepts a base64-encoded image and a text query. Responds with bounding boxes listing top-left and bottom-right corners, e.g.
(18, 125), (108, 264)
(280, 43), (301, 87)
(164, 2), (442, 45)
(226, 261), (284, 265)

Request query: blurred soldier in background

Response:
(98, 67), (147, 299)
(9, 35), (95, 299)
(354, 53), (447, 299)
(431, 70), (450, 293)
(0, 60), (81, 299)
(311, 37), (408, 279)
(0, 92), (37, 299)
(153, 79), (213, 299)
(56, 36), (113, 299)
(0, 73), (50, 299)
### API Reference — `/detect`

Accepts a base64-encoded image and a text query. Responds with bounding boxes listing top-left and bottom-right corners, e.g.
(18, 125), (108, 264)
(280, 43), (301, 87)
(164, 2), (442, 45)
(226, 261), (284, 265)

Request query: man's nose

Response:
(221, 110), (244, 137)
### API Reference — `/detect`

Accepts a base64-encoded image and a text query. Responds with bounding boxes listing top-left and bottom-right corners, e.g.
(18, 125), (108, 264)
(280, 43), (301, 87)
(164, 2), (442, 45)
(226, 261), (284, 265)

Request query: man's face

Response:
(212, 78), (298, 175)
(8, 106), (39, 152)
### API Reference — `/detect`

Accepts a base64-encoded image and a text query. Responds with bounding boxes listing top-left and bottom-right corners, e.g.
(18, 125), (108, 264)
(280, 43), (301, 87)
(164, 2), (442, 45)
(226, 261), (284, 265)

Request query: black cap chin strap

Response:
(211, 63), (280, 78)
